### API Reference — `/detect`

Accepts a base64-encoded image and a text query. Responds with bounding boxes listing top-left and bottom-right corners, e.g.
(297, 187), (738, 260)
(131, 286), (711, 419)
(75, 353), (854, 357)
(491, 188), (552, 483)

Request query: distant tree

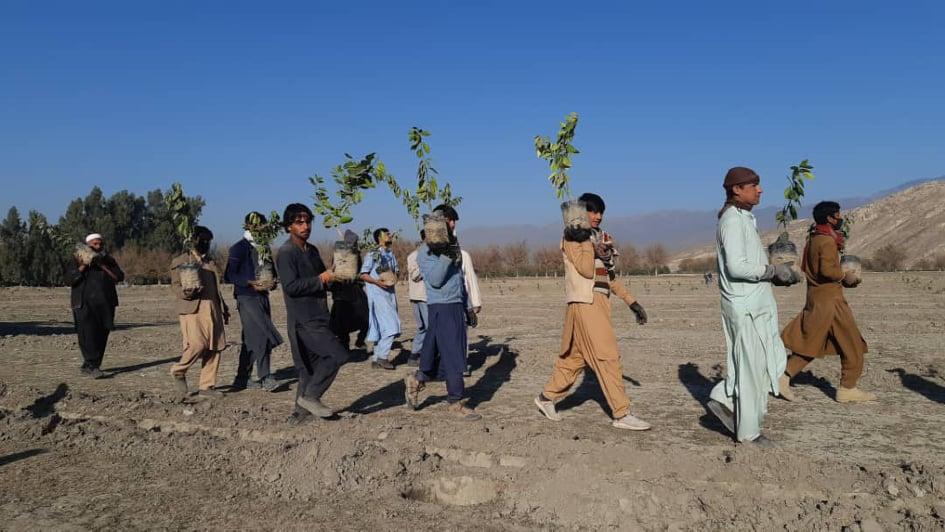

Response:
(533, 245), (564, 276)
(24, 211), (66, 286)
(867, 243), (907, 272)
(501, 241), (529, 276)
(678, 255), (717, 273)
(0, 207), (27, 285)
(643, 243), (669, 275)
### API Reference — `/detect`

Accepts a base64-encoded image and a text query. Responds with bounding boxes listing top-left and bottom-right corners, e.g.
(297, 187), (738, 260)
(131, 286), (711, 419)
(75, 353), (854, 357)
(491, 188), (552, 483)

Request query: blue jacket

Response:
(417, 244), (465, 305)
(224, 239), (262, 298)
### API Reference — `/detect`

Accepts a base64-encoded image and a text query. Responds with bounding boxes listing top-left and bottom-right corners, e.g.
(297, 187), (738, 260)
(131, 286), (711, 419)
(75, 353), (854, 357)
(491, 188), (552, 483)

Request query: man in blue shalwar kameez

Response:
(708, 166), (797, 447)
(360, 228), (401, 370)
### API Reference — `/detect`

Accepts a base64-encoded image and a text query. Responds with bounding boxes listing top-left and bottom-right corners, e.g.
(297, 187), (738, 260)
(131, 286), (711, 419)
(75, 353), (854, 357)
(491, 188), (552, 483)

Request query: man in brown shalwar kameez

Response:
(780, 201), (873, 403)
(169, 226), (230, 398)
(534, 193), (652, 430)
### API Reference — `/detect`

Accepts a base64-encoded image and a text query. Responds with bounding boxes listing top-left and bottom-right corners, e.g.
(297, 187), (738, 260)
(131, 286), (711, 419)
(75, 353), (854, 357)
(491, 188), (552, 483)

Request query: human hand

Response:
(183, 287), (202, 300)
(628, 301), (648, 325)
(319, 270), (334, 286)
(842, 271), (861, 288)
(466, 308), (479, 328)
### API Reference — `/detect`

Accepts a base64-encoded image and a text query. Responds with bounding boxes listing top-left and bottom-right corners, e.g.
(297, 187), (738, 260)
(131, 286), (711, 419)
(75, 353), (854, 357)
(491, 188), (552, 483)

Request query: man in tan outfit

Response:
(780, 201), (872, 403)
(169, 226), (229, 397)
(534, 193), (651, 430)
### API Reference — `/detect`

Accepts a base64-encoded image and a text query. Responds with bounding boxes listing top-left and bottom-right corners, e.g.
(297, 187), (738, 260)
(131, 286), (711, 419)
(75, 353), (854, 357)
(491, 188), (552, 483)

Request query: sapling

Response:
(310, 153), (385, 281)
(34, 220), (95, 266)
(838, 213), (862, 277)
(167, 182), (203, 292)
(245, 210), (282, 290)
(534, 112), (587, 230)
(768, 160), (815, 272)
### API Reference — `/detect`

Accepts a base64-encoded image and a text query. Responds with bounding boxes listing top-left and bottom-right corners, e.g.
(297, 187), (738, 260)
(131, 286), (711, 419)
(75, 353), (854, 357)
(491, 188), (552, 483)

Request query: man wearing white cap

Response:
(67, 233), (124, 378)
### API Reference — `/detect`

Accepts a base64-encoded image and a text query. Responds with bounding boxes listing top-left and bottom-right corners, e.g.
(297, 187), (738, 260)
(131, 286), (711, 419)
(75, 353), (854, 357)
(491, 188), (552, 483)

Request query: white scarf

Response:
(243, 230), (255, 243)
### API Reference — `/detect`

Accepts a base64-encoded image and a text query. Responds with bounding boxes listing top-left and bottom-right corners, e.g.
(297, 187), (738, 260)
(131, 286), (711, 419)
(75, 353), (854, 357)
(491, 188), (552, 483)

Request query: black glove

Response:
(629, 302), (648, 325)
(563, 226), (592, 243)
(445, 242), (462, 264)
(465, 308), (478, 328)
(763, 264), (798, 286)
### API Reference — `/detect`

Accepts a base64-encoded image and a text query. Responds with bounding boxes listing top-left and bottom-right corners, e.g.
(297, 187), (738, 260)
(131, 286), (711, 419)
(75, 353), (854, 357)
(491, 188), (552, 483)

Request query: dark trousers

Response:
(417, 303), (467, 403)
(73, 304), (114, 370)
(235, 296), (275, 381)
(329, 299), (368, 349)
(294, 321), (349, 401)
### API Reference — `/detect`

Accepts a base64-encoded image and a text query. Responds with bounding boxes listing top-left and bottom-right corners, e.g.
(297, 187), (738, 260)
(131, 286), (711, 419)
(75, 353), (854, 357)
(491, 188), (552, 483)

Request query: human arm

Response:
(562, 240), (595, 279)
(408, 252), (423, 283)
(462, 251), (482, 311)
(814, 237), (845, 283)
(718, 216), (768, 281)
(276, 247), (324, 297)
(100, 255), (124, 283)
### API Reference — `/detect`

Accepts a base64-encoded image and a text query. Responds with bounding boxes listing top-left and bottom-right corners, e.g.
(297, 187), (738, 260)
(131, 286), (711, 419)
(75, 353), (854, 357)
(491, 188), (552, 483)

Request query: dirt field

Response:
(2, 273), (944, 530)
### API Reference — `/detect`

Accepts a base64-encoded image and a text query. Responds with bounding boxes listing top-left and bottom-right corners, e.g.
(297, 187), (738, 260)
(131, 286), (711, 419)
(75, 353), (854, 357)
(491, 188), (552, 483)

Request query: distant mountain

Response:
(668, 179), (945, 270)
(460, 176), (945, 251)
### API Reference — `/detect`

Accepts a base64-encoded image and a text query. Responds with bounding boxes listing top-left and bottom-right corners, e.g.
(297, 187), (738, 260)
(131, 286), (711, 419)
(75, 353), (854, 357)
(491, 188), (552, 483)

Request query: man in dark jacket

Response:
(224, 212), (284, 392)
(68, 233), (124, 378)
(275, 203), (349, 424)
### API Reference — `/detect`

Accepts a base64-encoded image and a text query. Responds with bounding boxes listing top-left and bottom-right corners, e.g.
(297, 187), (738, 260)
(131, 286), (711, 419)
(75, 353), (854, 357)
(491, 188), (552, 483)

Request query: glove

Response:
(445, 242), (462, 264)
(465, 308), (478, 328)
(628, 302), (648, 325)
(563, 226), (592, 243)
(763, 264), (797, 286)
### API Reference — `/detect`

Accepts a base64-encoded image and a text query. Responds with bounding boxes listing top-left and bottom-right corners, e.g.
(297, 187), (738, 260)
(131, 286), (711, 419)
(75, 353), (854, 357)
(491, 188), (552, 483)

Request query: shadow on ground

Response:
(677, 362), (730, 437)
(888, 368), (945, 404)
(0, 448), (48, 468)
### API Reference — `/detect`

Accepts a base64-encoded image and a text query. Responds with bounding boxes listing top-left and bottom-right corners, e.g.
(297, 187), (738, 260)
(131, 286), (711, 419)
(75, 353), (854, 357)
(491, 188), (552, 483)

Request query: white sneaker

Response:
(612, 414), (651, 431)
(534, 396), (561, 421)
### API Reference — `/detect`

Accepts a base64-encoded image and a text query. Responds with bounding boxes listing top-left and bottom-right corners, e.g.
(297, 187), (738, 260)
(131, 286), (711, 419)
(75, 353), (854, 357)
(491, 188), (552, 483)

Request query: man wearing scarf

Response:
(533, 193), (652, 431)
(169, 226), (229, 397)
(707, 167), (797, 447)
(329, 230), (369, 351)
(780, 201), (872, 403)
(68, 233), (124, 378)
(360, 227), (401, 370)
(224, 212), (284, 392)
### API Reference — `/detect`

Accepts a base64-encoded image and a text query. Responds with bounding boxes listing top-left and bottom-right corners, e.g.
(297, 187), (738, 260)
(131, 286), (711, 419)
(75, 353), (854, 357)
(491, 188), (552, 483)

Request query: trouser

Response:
(235, 296), (274, 381)
(786, 348), (864, 389)
(330, 299), (368, 349)
(416, 303), (467, 403)
(294, 321), (349, 401)
(73, 305), (114, 369)
(410, 300), (428, 356)
(373, 334), (396, 361)
(542, 348), (631, 419)
(171, 347), (221, 391)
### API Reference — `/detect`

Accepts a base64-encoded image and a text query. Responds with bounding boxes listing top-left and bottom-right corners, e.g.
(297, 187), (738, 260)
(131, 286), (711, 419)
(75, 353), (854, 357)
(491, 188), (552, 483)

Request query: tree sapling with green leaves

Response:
(167, 182), (203, 291)
(768, 160), (815, 273)
(534, 112), (588, 233)
(244, 210), (282, 290)
(310, 153), (385, 281)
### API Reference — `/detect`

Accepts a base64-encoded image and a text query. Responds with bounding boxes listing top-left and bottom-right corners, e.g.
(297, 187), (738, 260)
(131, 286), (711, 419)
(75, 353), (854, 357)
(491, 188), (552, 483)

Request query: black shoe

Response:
(407, 355), (420, 367)
(371, 359), (395, 370)
(463, 364), (472, 377)
(88, 367), (105, 379)
(80, 366), (93, 376)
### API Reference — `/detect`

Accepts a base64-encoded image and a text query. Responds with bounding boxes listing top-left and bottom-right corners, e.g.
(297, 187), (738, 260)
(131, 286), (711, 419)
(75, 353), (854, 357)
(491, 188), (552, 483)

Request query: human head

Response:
(374, 227), (392, 247)
(579, 192), (605, 228)
(85, 233), (104, 252)
(282, 203), (313, 242)
(243, 211), (267, 230)
(723, 166), (763, 207)
(433, 204), (459, 231)
(812, 201), (842, 226)
(192, 226), (214, 254)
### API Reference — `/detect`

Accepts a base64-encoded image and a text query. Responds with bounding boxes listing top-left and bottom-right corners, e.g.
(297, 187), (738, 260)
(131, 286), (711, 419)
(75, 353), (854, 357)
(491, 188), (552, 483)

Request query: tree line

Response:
(0, 186), (204, 286)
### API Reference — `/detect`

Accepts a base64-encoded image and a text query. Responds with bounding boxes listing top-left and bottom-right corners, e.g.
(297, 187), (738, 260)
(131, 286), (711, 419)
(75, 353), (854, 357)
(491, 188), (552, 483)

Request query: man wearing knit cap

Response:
(68, 233), (125, 378)
(707, 167), (796, 447)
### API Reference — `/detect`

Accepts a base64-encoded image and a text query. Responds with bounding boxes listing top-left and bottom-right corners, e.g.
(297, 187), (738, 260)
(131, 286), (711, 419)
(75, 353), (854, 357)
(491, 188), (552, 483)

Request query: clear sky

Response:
(1, 1), (942, 241)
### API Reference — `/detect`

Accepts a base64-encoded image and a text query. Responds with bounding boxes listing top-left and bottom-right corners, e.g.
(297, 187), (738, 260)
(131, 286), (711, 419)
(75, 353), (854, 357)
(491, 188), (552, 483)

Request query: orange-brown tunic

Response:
(780, 234), (868, 388)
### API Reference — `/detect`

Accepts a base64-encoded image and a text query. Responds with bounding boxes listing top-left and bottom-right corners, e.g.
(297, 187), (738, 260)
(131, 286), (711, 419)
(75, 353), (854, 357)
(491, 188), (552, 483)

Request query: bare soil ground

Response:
(2, 273), (944, 530)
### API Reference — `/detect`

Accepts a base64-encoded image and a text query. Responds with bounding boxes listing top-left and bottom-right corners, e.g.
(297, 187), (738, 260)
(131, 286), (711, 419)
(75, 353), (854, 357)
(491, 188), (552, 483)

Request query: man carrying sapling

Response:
(224, 212), (284, 392)
(533, 193), (652, 431)
(779, 201), (873, 403)
(404, 206), (482, 421)
(360, 227), (401, 370)
(706, 167), (797, 447)
(329, 230), (369, 351)
(68, 233), (125, 378)
(169, 226), (230, 397)
(275, 203), (349, 424)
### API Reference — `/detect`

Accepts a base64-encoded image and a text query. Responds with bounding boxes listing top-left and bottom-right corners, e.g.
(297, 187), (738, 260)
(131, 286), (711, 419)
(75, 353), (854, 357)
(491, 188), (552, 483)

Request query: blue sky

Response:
(1, 1), (943, 241)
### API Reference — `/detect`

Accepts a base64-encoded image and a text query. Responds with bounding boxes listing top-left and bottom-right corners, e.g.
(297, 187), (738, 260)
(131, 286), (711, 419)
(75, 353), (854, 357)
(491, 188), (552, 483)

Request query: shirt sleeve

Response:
(610, 278), (635, 305)
(360, 252), (375, 276)
(408, 252), (423, 282)
(815, 237), (844, 282)
(719, 215), (767, 281)
(462, 251), (482, 308)
(277, 248), (322, 297)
